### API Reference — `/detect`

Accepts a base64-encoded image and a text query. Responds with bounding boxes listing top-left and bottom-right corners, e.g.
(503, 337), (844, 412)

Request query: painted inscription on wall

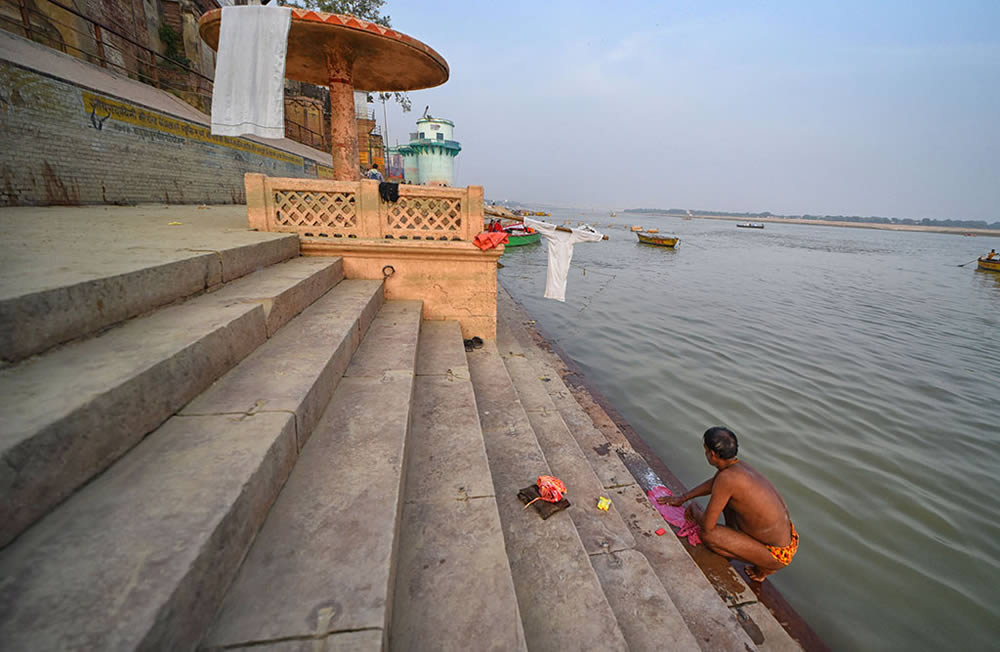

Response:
(81, 91), (305, 166)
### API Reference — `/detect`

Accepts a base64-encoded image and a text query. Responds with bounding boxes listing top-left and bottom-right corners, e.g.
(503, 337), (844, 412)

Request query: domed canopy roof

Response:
(198, 8), (449, 91)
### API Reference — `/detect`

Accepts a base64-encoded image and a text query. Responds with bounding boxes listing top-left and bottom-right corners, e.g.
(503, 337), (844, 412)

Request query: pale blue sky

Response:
(373, 1), (999, 221)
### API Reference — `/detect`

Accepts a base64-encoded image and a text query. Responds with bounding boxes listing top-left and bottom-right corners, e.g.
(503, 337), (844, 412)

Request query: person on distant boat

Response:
(365, 163), (384, 182)
(657, 427), (797, 582)
(988, 249), (998, 260)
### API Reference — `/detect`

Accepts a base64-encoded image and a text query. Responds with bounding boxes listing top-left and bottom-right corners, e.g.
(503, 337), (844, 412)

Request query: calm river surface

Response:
(498, 210), (1000, 651)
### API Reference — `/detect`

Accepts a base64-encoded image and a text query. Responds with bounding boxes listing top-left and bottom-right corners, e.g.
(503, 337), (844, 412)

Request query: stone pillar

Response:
(325, 47), (359, 181)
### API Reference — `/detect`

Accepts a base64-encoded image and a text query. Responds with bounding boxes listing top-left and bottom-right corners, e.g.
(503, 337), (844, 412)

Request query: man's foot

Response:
(745, 565), (775, 582)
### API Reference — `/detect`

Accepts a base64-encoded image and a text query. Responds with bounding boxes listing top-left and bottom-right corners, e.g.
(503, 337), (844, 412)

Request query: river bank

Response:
(627, 212), (1000, 237)
(499, 285), (827, 651)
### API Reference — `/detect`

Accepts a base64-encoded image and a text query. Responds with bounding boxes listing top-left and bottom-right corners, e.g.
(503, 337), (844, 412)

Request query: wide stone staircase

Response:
(0, 223), (798, 650)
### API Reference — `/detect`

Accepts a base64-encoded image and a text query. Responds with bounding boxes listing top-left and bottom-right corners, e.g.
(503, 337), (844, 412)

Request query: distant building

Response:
(398, 114), (461, 186)
(386, 147), (405, 180)
(354, 92), (385, 173)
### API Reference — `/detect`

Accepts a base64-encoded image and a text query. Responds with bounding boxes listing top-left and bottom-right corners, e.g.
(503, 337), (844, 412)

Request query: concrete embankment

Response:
(0, 30), (332, 206)
(0, 204), (811, 649)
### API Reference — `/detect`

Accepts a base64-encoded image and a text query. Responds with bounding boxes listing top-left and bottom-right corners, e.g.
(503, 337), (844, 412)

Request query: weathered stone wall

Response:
(0, 60), (332, 206)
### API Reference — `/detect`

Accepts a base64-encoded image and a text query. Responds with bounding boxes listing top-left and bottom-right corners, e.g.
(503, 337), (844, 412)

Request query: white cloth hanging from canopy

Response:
(211, 5), (292, 139)
(524, 218), (604, 302)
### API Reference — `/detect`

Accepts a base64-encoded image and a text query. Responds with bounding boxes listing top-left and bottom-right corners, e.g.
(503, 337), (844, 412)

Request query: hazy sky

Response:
(371, 1), (999, 221)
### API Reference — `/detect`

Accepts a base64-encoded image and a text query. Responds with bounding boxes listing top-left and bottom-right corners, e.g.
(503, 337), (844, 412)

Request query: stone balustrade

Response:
(245, 174), (484, 241)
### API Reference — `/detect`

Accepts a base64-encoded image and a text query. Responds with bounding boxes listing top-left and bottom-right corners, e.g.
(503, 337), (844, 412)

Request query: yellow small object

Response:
(597, 496), (611, 511)
(167, 221), (183, 226)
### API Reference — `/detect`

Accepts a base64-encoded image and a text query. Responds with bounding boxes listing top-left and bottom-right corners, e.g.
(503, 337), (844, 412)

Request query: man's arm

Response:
(697, 473), (734, 534)
(657, 476), (715, 506)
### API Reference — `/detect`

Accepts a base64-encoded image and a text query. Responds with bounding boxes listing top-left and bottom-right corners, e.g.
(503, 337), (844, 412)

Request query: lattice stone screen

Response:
(273, 190), (359, 236)
(245, 174), (483, 241)
(384, 189), (462, 240)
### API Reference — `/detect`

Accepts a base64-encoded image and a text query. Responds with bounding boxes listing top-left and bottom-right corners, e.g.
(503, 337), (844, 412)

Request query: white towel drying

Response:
(211, 5), (292, 139)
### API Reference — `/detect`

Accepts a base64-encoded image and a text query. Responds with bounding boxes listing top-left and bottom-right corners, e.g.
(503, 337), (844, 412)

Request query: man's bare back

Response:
(714, 462), (791, 547)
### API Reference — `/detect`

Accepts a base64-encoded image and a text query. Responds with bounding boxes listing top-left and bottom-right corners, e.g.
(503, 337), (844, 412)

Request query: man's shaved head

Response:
(704, 426), (738, 460)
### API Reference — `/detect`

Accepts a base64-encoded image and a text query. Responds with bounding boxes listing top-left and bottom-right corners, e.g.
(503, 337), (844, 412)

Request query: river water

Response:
(497, 209), (1000, 651)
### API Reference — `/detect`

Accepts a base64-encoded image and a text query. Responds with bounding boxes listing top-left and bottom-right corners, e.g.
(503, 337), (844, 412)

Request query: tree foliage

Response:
(284, 0), (390, 27)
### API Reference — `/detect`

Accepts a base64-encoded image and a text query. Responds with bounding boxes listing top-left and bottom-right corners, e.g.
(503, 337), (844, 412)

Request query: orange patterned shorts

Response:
(765, 523), (799, 566)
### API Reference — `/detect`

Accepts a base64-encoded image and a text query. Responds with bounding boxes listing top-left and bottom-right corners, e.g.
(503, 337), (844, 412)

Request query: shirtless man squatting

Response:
(658, 426), (798, 581)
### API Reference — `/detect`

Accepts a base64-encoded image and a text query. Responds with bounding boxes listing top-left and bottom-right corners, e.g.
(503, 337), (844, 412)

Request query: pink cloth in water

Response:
(647, 485), (702, 546)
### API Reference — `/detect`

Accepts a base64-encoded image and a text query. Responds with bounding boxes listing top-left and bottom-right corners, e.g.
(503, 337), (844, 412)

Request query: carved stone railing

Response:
(245, 174), (484, 241)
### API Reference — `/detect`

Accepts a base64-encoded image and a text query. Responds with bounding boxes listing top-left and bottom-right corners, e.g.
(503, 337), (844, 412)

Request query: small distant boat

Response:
(978, 256), (1000, 272)
(609, 211), (617, 217)
(737, 223), (765, 229)
(630, 225), (643, 232)
(637, 232), (678, 247)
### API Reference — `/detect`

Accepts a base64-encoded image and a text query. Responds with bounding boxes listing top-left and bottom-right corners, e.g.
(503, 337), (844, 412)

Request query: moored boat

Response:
(503, 225), (541, 247)
(505, 231), (541, 247)
(737, 222), (765, 229)
(636, 232), (679, 247)
(978, 256), (1000, 272)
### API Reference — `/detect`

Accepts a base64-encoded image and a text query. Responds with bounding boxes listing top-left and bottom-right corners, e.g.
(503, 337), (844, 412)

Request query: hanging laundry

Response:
(211, 5), (292, 139)
(523, 218), (604, 302)
(378, 182), (400, 203)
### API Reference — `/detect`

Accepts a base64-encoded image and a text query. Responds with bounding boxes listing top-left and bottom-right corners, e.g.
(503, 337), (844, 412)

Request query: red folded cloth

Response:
(473, 231), (509, 251)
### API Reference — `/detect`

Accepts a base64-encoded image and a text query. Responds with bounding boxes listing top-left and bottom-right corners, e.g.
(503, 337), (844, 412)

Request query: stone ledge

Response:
(302, 239), (501, 339)
(301, 238), (503, 262)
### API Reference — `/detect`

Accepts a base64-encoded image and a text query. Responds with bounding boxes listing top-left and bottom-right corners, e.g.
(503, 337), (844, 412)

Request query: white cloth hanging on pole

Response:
(211, 5), (292, 139)
(524, 218), (604, 302)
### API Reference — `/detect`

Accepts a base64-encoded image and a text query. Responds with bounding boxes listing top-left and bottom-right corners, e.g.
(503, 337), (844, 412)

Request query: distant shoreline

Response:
(631, 213), (1000, 237)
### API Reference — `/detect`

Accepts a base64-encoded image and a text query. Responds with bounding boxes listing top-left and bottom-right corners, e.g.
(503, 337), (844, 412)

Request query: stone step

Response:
(496, 318), (636, 555)
(496, 312), (701, 651)
(181, 276), (380, 450)
(389, 321), (525, 652)
(496, 287), (636, 489)
(202, 300), (421, 651)
(0, 256), (343, 548)
(0, 224), (299, 364)
(614, 485), (763, 652)
(466, 341), (629, 651)
(0, 277), (382, 651)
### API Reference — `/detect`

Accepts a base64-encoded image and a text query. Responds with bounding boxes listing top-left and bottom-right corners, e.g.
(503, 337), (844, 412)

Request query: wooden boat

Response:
(737, 222), (765, 229)
(505, 231), (541, 247)
(637, 232), (678, 247)
(503, 226), (541, 247)
(978, 256), (1000, 272)
(630, 225), (643, 232)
